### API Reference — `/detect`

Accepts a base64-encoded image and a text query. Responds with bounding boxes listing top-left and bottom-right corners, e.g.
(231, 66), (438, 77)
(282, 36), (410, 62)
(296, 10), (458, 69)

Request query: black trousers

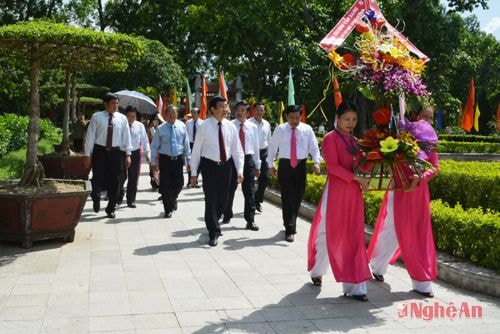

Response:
(200, 157), (233, 238)
(254, 148), (269, 204)
(278, 158), (307, 235)
(159, 154), (185, 214)
(223, 155), (256, 223)
(119, 149), (141, 204)
(91, 145), (124, 213)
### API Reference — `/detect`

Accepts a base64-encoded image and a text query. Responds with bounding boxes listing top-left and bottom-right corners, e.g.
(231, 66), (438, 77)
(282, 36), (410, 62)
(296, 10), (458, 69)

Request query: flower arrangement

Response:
(357, 115), (438, 190)
(327, 9), (430, 101)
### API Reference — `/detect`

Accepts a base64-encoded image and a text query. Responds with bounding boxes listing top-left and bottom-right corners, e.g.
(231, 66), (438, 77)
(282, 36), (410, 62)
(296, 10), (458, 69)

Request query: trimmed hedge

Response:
(436, 140), (500, 153)
(363, 192), (499, 271)
(438, 134), (500, 143)
(430, 160), (500, 212)
(306, 160), (500, 212)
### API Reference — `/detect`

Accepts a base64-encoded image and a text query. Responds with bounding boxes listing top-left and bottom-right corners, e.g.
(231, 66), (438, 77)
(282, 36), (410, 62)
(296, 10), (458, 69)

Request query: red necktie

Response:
(218, 122), (227, 162)
(106, 113), (113, 149)
(239, 123), (245, 154)
(290, 127), (298, 168)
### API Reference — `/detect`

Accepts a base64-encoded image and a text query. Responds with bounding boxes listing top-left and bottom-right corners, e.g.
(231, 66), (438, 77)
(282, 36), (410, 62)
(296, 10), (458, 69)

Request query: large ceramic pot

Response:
(39, 154), (91, 180)
(0, 179), (90, 248)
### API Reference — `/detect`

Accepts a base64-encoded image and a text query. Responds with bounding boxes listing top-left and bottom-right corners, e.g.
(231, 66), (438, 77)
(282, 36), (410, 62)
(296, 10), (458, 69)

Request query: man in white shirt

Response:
(84, 93), (132, 219)
(185, 107), (204, 187)
(268, 105), (321, 242)
(248, 102), (272, 212)
(222, 100), (261, 231)
(190, 96), (244, 247)
(118, 106), (151, 208)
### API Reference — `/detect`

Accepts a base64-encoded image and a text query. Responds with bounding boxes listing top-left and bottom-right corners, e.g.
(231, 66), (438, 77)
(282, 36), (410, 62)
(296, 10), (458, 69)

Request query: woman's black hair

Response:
(336, 101), (358, 116)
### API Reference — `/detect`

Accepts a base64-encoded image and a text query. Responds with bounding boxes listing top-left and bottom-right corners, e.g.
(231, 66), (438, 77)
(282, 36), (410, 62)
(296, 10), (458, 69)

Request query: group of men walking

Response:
(85, 93), (320, 247)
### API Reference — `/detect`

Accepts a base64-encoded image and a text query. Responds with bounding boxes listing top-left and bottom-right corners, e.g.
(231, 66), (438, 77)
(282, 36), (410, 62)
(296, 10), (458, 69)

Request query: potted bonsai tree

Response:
(0, 20), (143, 248)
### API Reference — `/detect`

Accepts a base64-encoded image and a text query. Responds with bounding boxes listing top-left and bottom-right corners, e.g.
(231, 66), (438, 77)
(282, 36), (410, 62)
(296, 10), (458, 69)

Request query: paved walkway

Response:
(0, 164), (499, 333)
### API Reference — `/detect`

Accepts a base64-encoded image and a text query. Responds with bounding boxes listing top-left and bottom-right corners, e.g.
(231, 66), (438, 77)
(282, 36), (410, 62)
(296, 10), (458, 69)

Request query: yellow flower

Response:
(328, 50), (343, 67)
(380, 136), (400, 153)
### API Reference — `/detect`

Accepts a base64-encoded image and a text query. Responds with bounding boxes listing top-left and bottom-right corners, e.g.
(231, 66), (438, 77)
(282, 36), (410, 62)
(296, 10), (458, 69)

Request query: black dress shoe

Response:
(105, 210), (115, 219)
(208, 236), (218, 247)
(373, 273), (384, 282)
(246, 222), (260, 231)
(221, 219), (230, 224)
(413, 290), (434, 298)
(117, 198), (123, 205)
(164, 212), (172, 218)
(285, 234), (294, 242)
(93, 199), (100, 213)
(255, 203), (262, 212)
(127, 202), (136, 208)
(344, 293), (368, 302)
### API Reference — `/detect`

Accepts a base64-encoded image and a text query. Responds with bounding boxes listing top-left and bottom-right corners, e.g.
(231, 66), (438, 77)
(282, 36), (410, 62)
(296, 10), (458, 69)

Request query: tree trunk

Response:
(19, 43), (44, 187)
(70, 73), (77, 121)
(60, 69), (72, 155)
(97, 0), (106, 31)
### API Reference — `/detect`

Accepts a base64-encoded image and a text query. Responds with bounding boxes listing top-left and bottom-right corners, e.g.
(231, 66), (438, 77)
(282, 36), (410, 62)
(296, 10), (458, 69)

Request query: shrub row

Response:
(306, 160), (500, 212)
(430, 160), (500, 212)
(0, 113), (61, 157)
(438, 134), (500, 143)
(436, 140), (500, 153)
(363, 192), (499, 271)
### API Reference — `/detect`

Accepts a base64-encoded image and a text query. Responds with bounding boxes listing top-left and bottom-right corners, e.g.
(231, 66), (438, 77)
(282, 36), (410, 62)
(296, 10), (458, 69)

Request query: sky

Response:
(441, 0), (500, 40)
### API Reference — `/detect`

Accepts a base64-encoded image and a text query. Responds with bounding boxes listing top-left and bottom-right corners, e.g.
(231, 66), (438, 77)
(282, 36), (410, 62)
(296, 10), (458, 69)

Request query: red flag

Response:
(248, 103), (255, 118)
(301, 104), (307, 123)
(218, 70), (228, 100)
(496, 103), (500, 131)
(199, 73), (208, 120)
(161, 96), (167, 120)
(332, 76), (343, 108)
(461, 77), (474, 132)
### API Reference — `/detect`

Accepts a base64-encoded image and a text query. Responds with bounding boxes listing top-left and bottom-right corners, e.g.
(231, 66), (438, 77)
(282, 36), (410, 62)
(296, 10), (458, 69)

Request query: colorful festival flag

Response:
(474, 104), (480, 132)
(497, 103), (500, 130)
(169, 87), (177, 105)
(288, 68), (295, 106)
(301, 104), (307, 123)
(161, 95), (167, 120)
(436, 107), (443, 130)
(185, 79), (192, 116)
(218, 69), (228, 100)
(199, 73), (208, 120)
(461, 77), (475, 132)
(278, 101), (285, 124)
(157, 94), (163, 113)
(332, 76), (343, 108)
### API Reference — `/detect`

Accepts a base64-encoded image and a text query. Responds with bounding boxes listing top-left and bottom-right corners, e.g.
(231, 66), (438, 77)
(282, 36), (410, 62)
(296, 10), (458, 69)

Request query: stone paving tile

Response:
(0, 163), (498, 333)
(0, 319), (43, 334)
(40, 317), (89, 334)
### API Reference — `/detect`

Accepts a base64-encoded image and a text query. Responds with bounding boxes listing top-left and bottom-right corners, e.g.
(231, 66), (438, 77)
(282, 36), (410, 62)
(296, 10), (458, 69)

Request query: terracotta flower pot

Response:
(0, 179), (90, 248)
(39, 154), (91, 180)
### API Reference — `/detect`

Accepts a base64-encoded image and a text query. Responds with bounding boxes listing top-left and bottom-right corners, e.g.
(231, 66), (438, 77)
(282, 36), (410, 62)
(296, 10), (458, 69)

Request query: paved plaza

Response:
(0, 164), (499, 333)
